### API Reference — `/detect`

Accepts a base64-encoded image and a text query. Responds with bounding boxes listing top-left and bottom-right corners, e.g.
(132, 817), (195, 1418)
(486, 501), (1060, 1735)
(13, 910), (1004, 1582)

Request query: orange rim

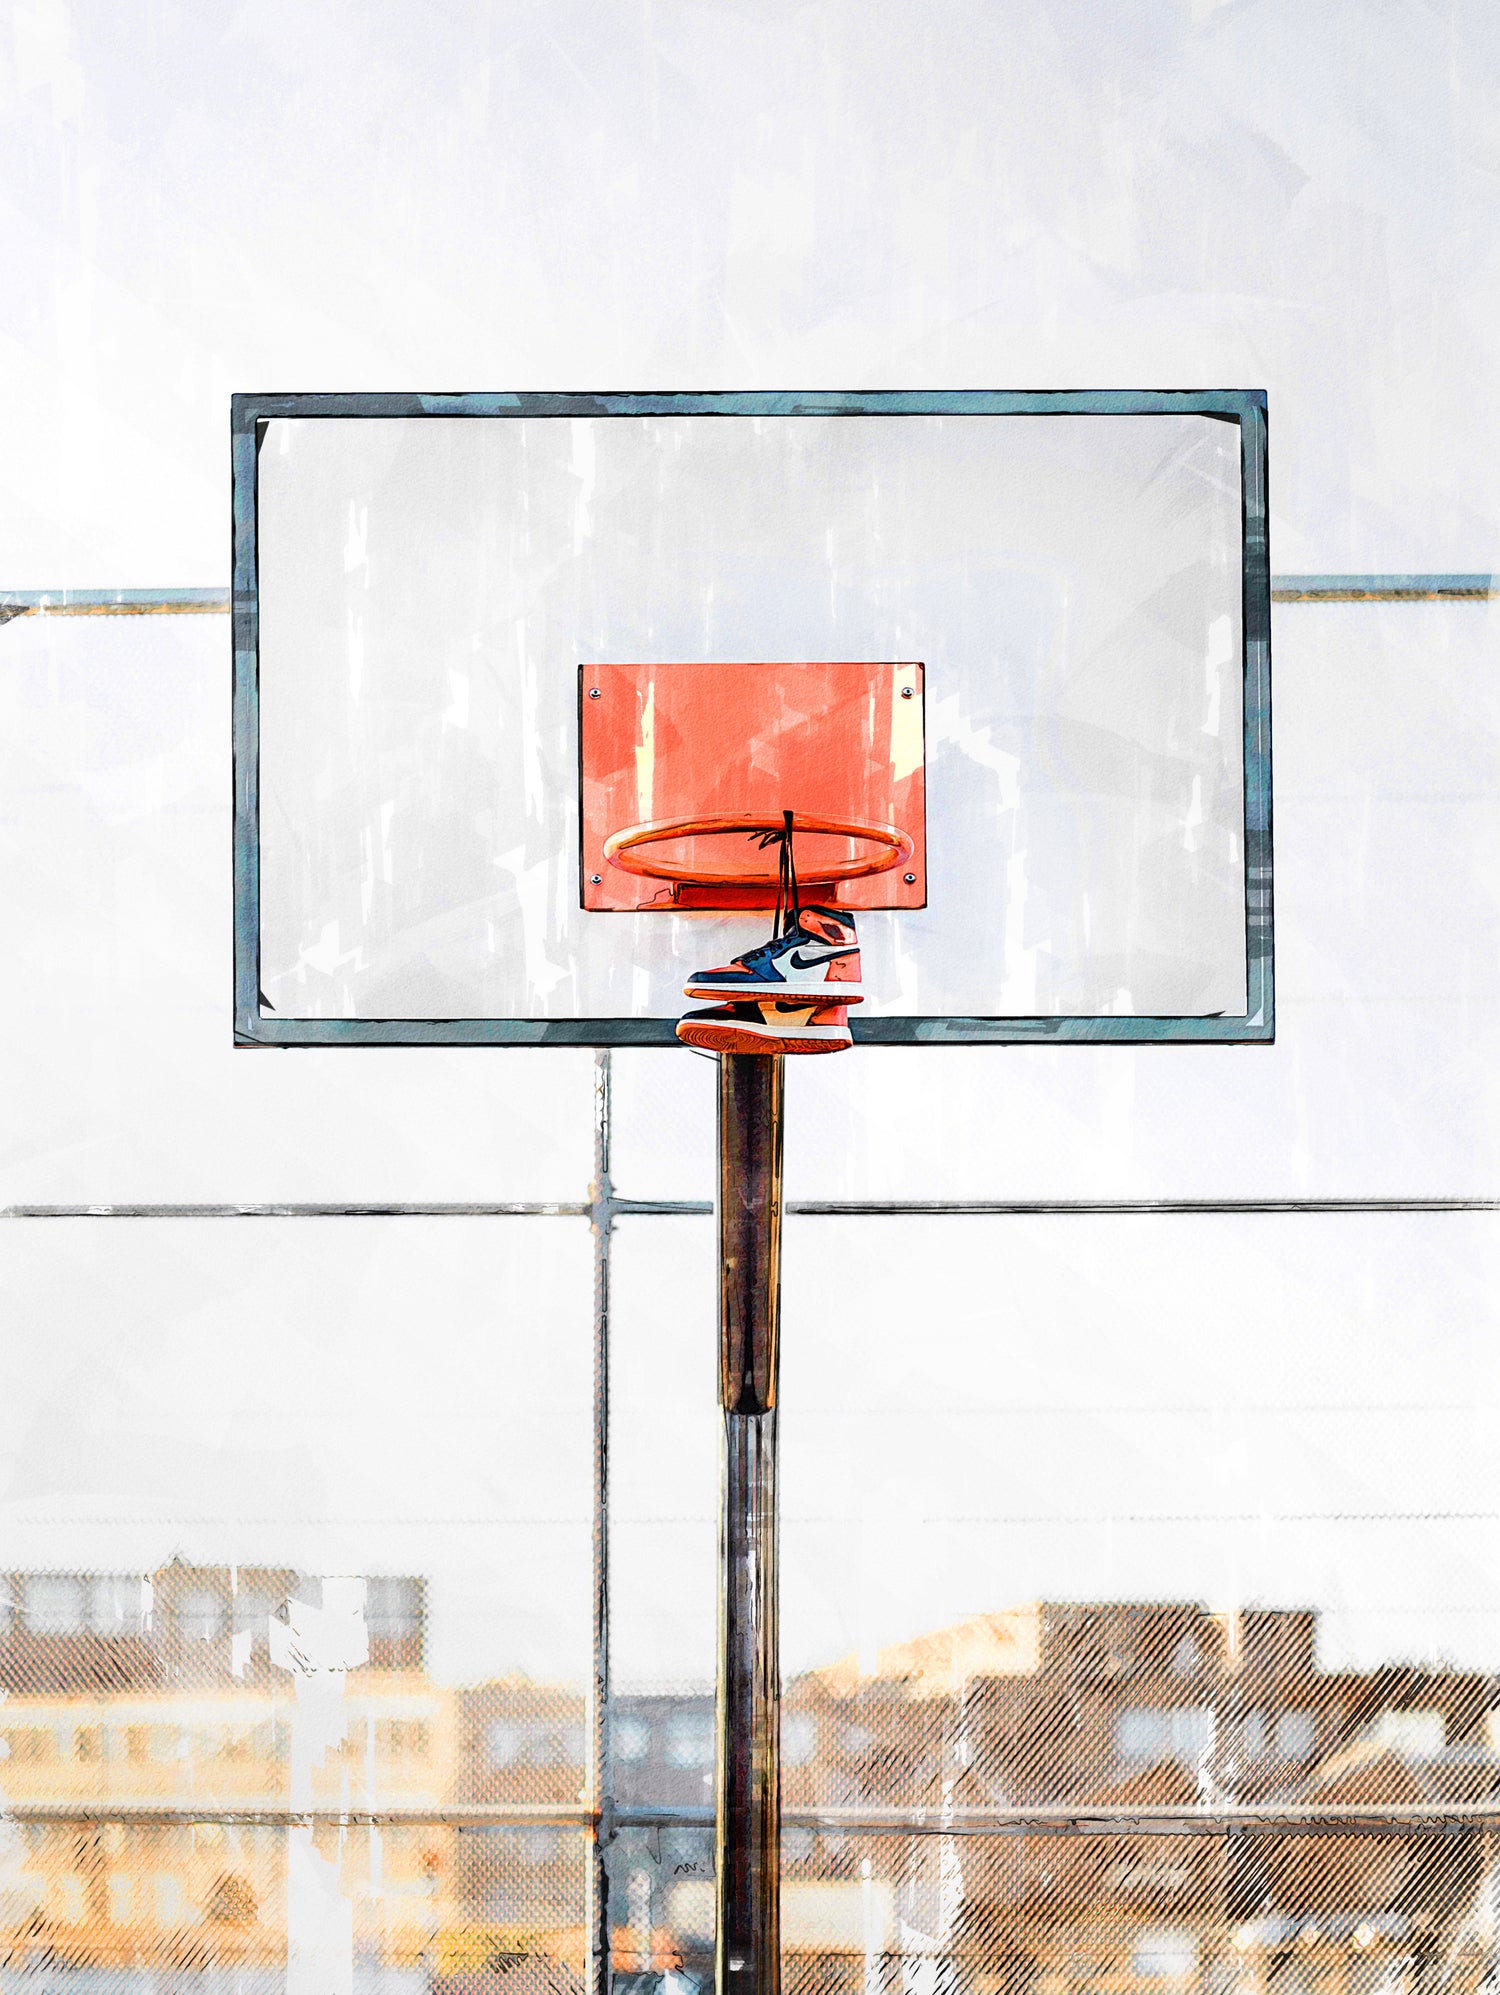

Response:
(602, 812), (913, 886)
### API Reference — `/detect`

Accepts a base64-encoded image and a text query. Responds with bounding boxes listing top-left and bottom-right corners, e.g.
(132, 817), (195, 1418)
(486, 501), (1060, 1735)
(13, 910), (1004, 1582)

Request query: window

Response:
(664, 1711), (715, 1769)
(486, 1721), (521, 1767)
(486, 1718), (582, 1767)
(1132, 1930), (1199, 1981)
(365, 1575), (421, 1639)
(89, 1576), (146, 1635)
(783, 1713), (817, 1765)
(1116, 1707), (1211, 1761)
(176, 1592), (224, 1641)
(614, 1714), (652, 1763)
(1276, 1707), (1308, 1755)
(24, 1574), (87, 1633)
(216, 1727), (255, 1763)
(231, 1592), (275, 1638)
(6, 1728), (53, 1763)
(390, 1719), (429, 1757)
(1117, 1708), (1166, 1757)
(1368, 1710), (1443, 1758)
(153, 1873), (185, 1925)
(1275, 1709), (1317, 1760)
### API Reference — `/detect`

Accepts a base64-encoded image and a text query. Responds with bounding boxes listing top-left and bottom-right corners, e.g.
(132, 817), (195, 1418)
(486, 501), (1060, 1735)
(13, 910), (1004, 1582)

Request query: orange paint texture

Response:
(579, 660), (926, 910)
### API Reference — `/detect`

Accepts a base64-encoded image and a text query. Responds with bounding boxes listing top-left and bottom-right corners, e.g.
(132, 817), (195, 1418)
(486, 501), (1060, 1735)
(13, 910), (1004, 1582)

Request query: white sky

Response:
(0, 0), (1497, 1694)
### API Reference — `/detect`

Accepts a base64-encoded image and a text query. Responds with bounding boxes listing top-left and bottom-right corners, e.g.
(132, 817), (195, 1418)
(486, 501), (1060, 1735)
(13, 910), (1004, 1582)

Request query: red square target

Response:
(579, 661), (927, 911)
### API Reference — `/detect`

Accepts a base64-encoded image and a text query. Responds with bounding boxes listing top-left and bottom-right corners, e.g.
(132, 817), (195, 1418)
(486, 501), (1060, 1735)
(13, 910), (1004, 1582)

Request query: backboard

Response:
(232, 391), (1271, 1047)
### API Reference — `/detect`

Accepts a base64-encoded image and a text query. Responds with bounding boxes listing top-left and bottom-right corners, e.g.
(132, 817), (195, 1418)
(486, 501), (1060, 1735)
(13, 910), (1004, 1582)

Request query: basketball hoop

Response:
(602, 811), (913, 890)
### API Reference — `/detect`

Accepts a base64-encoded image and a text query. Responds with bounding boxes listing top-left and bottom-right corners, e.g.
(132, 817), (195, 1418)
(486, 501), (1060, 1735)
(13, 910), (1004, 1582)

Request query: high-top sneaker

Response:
(682, 906), (862, 1004)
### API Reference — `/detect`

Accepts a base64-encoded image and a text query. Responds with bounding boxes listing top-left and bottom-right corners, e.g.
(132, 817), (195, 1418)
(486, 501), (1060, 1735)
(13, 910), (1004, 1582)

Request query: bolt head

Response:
(904, 873), (916, 884)
(900, 686), (914, 698)
(590, 874), (602, 884)
(587, 687), (601, 699)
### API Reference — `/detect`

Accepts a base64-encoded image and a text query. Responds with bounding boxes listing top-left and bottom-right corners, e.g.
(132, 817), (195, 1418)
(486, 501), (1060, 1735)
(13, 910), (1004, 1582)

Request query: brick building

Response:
(780, 1603), (1500, 1995)
(3, 1580), (1497, 1995)
(0, 1562), (451, 1981)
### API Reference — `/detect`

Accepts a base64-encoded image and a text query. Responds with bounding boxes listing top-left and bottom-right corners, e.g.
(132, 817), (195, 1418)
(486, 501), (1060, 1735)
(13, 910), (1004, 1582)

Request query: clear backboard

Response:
(232, 391), (1271, 1047)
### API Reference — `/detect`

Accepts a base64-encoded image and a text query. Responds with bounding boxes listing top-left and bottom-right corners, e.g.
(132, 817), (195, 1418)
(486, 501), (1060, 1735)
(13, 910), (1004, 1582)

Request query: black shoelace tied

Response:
(753, 809), (802, 940)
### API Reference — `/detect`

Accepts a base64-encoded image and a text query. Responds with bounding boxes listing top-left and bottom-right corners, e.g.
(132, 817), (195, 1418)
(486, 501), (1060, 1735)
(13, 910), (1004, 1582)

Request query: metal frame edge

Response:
(230, 389), (1273, 1049)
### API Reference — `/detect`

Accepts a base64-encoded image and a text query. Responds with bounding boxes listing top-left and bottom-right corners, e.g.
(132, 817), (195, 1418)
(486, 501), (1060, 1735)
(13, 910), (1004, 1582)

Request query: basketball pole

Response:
(716, 1051), (784, 1995)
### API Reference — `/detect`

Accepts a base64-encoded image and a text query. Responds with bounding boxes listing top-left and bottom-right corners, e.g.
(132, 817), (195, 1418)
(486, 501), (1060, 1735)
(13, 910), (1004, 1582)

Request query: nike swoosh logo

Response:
(788, 947), (856, 970)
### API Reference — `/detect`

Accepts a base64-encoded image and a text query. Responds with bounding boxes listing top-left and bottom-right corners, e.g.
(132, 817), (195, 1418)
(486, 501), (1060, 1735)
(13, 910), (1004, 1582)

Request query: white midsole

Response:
(683, 979), (866, 1000)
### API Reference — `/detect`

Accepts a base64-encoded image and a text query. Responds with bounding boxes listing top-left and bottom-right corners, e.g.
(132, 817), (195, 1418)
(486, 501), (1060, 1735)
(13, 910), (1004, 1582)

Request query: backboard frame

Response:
(232, 389), (1271, 1048)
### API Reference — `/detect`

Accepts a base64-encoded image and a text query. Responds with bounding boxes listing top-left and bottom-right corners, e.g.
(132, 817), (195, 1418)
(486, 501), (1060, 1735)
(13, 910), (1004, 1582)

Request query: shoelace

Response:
(750, 809), (802, 943)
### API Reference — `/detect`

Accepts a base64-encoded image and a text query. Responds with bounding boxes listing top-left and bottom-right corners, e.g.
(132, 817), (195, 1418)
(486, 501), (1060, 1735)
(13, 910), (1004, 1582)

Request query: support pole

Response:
(716, 1052), (784, 1995)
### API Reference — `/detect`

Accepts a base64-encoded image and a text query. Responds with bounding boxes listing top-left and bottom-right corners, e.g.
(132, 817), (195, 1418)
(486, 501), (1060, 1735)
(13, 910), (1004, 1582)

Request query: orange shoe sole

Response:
(675, 1012), (853, 1056)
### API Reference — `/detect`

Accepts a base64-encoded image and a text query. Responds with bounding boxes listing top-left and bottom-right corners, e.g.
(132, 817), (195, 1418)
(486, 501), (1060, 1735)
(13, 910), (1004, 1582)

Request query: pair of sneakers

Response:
(675, 906), (861, 1054)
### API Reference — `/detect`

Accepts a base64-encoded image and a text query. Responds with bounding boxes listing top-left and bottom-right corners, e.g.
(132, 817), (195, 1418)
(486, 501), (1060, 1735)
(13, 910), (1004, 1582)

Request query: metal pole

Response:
(716, 1052), (784, 1995)
(590, 1051), (615, 1995)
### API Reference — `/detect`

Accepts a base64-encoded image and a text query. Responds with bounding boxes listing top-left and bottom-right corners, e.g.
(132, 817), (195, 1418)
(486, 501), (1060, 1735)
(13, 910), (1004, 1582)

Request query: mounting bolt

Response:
(904, 873), (916, 884)
(587, 687), (601, 699)
(590, 874), (602, 884)
(901, 686), (914, 698)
